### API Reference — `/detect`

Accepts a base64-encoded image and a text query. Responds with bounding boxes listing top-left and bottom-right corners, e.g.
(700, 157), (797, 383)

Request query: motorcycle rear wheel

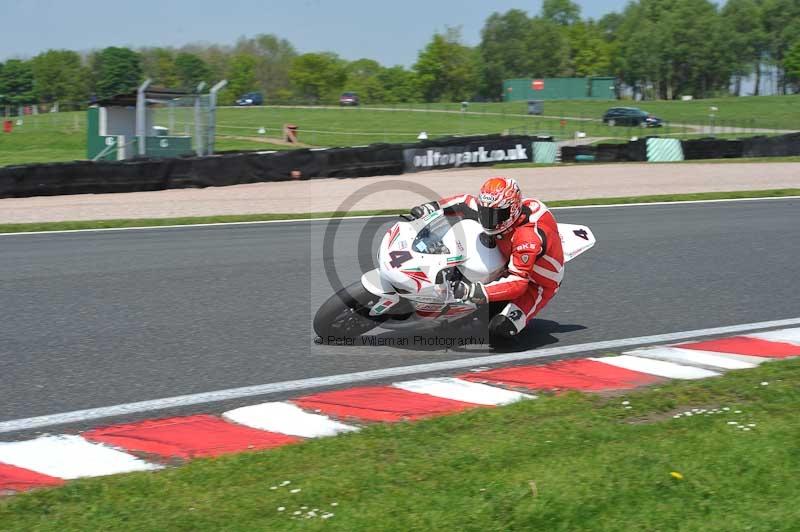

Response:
(314, 281), (383, 341)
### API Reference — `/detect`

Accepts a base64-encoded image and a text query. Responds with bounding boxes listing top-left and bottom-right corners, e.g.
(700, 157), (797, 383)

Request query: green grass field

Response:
(1, 357), (797, 531)
(386, 94), (800, 131)
(0, 114), (290, 166)
(0, 94), (796, 167)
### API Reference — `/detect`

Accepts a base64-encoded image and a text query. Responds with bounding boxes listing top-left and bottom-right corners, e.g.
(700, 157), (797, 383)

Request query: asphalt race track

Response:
(1, 198), (798, 433)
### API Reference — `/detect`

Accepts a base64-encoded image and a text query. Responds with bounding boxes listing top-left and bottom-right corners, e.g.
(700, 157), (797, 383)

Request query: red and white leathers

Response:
(437, 193), (565, 334)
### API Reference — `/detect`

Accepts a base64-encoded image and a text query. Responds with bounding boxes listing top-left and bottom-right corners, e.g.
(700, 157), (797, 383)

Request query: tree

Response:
(541, 0), (581, 26)
(378, 66), (421, 102)
(173, 52), (210, 91)
(722, 0), (766, 95)
(597, 12), (624, 41)
(91, 47), (142, 98)
(785, 40), (800, 91)
(566, 21), (612, 77)
(0, 59), (34, 105)
(478, 9), (535, 98)
(613, 0), (736, 99)
(139, 48), (178, 87)
(524, 17), (571, 77)
(289, 52), (347, 103)
(761, 0), (800, 93)
(344, 58), (386, 103)
(182, 43), (230, 86)
(31, 50), (88, 106)
(414, 27), (480, 102)
(225, 54), (258, 103)
(235, 34), (297, 100)
(666, 0), (733, 98)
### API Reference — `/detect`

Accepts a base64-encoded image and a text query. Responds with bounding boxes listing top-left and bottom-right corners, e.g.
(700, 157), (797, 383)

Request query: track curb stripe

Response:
(84, 415), (301, 459)
(392, 377), (532, 405)
(461, 359), (662, 391)
(679, 336), (800, 358)
(0, 435), (161, 479)
(623, 347), (758, 370)
(589, 355), (721, 380)
(746, 327), (800, 345)
(223, 402), (359, 438)
(1, 327), (798, 494)
(0, 463), (64, 492)
(292, 386), (481, 422)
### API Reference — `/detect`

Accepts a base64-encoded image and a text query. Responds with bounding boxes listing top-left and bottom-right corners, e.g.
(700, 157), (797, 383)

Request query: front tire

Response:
(314, 282), (382, 341)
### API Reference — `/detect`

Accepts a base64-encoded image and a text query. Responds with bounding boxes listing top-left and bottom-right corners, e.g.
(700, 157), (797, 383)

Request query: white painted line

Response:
(0, 435), (160, 479)
(550, 196), (800, 211)
(746, 327), (800, 346)
(223, 402), (358, 438)
(0, 316), (798, 434)
(2, 196), (797, 236)
(0, 214), (387, 237)
(393, 377), (533, 406)
(590, 355), (720, 380)
(624, 347), (756, 370)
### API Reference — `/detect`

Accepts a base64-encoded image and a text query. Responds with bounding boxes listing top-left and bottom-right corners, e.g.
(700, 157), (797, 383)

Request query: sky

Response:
(1, 0), (630, 66)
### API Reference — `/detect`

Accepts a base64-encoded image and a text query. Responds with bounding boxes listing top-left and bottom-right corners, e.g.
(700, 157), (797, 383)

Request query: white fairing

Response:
(557, 223), (596, 262)
(451, 219), (506, 283)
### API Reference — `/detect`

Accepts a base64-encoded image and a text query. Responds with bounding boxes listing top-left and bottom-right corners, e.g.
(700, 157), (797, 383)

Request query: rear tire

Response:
(314, 282), (382, 341)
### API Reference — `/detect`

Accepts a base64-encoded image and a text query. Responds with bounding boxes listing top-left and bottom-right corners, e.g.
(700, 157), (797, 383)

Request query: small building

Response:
(86, 79), (227, 161)
(503, 77), (616, 101)
(87, 85), (195, 161)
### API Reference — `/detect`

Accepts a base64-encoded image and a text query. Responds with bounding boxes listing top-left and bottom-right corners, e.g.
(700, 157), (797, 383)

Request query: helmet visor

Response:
(478, 205), (511, 231)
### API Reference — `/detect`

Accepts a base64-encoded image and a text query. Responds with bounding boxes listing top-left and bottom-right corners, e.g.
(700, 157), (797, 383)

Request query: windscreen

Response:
(412, 216), (452, 254)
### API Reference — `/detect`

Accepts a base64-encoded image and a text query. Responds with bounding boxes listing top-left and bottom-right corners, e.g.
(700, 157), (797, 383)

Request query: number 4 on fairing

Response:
(557, 223), (596, 263)
(388, 250), (413, 268)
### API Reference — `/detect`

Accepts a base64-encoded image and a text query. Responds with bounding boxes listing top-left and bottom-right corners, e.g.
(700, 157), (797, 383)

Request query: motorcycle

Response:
(313, 209), (596, 342)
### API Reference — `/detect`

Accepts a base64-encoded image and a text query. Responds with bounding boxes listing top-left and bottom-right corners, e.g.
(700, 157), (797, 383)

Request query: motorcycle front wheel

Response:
(313, 281), (383, 341)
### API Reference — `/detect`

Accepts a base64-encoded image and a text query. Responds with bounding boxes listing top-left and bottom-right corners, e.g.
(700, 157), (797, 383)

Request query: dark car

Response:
(602, 107), (662, 127)
(236, 92), (263, 106)
(339, 92), (360, 106)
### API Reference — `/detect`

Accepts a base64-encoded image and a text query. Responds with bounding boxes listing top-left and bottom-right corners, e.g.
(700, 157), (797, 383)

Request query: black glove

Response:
(410, 201), (439, 219)
(452, 280), (488, 305)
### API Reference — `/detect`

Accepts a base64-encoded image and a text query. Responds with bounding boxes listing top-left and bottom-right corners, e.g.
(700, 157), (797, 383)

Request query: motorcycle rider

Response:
(410, 176), (564, 340)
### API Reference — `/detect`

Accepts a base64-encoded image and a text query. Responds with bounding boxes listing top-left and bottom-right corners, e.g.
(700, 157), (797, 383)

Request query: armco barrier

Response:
(742, 133), (800, 158)
(681, 138), (744, 160)
(0, 135), (536, 199)
(560, 145), (596, 163)
(2, 132), (796, 199)
(561, 140), (646, 163)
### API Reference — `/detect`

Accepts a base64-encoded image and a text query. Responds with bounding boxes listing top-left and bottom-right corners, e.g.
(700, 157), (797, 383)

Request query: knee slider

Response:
(489, 314), (518, 338)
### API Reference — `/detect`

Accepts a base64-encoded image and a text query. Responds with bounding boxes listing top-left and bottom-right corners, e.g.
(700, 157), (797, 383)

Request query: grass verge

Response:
(1, 358), (798, 531)
(1, 189), (798, 235)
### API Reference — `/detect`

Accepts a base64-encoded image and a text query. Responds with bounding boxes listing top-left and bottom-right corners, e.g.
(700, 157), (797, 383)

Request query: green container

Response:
(144, 136), (193, 158)
(503, 77), (616, 101)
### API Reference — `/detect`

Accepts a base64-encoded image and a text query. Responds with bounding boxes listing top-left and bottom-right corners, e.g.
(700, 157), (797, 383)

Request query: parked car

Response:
(602, 107), (663, 127)
(339, 92), (360, 106)
(236, 92), (264, 106)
